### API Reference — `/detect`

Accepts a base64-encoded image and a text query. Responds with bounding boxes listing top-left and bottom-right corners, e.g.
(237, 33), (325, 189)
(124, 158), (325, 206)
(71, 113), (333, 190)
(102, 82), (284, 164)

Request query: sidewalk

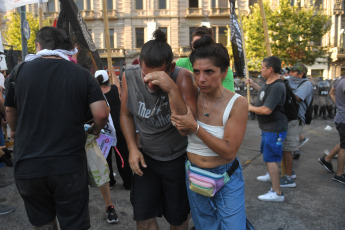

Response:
(0, 119), (344, 229)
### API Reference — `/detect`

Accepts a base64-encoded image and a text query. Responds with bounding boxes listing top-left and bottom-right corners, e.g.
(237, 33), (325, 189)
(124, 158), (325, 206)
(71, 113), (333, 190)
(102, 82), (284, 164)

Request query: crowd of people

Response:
(0, 25), (344, 230)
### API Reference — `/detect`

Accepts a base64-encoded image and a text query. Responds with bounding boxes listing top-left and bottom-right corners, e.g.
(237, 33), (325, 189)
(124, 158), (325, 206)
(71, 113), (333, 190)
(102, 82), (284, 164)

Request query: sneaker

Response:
(257, 171), (296, 182)
(293, 150), (300, 160)
(298, 137), (309, 148)
(257, 172), (271, 182)
(106, 205), (118, 224)
(333, 174), (345, 185)
(0, 205), (15, 216)
(257, 189), (284, 202)
(318, 156), (334, 173)
(280, 176), (296, 188)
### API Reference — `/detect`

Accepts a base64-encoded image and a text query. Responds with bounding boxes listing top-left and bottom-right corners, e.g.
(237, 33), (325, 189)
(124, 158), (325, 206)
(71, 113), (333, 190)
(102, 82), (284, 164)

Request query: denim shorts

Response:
(186, 159), (246, 230)
(260, 131), (287, 162)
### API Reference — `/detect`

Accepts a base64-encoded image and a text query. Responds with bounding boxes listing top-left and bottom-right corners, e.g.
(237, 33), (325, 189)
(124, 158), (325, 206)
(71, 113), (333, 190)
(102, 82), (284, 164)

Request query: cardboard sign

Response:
(0, 0), (48, 13)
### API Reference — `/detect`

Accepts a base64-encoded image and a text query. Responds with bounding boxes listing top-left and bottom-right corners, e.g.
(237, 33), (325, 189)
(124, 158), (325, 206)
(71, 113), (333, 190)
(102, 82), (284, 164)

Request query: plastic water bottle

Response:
(276, 134), (283, 146)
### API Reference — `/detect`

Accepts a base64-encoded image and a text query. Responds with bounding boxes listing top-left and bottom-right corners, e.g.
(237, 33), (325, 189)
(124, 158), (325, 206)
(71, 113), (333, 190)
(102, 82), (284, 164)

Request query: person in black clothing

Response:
(5, 27), (109, 230)
(95, 70), (132, 190)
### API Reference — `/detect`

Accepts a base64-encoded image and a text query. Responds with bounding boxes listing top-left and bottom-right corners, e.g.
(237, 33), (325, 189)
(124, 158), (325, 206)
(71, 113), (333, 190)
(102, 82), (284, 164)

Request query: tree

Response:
(3, 12), (47, 54)
(242, 0), (331, 70)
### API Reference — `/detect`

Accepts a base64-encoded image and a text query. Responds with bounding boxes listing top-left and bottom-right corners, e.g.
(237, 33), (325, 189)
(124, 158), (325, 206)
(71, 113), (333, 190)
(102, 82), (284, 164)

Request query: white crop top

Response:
(186, 93), (241, 157)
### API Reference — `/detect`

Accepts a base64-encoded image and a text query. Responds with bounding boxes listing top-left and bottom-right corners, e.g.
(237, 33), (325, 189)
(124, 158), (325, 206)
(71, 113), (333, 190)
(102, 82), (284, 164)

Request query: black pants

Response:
(106, 131), (133, 189)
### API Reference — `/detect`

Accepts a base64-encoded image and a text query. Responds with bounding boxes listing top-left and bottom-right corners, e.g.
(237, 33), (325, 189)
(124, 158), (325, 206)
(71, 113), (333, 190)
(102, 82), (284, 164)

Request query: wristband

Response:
(195, 123), (200, 135)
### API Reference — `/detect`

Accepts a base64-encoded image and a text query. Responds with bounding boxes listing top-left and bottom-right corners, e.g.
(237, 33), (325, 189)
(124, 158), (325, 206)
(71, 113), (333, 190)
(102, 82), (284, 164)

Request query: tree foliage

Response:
(242, 0), (331, 70)
(3, 12), (49, 54)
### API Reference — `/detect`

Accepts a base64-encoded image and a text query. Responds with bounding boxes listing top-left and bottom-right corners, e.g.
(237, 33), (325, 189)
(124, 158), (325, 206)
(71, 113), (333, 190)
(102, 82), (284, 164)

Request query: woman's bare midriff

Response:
(187, 152), (235, 169)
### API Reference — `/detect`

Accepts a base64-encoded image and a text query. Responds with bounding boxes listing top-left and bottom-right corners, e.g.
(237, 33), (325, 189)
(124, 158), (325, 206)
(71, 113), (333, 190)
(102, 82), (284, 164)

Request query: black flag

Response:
(229, 0), (245, 77)
(58, 0), (103, 70)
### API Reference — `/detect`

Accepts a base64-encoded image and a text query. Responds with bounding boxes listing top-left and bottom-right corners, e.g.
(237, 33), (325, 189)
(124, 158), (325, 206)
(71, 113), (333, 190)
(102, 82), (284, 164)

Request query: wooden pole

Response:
(258, 0), (272, 56)
(237, 6), (251, 103)
(102, 0), (113, 85)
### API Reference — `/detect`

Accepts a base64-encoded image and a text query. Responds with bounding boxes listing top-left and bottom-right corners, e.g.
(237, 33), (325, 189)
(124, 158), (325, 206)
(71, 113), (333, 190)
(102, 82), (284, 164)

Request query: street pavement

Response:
(0, 118), (344, 230)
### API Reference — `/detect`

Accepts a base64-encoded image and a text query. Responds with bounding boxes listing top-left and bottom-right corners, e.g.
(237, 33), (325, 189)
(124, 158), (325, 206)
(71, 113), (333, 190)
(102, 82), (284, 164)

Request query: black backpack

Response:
(303, 97), (313, 125)
(283, 80), (300, 121)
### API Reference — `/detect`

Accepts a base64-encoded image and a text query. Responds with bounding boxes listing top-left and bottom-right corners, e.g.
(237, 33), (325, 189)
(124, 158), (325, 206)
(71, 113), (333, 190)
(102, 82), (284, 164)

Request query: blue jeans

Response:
(186, 159), (246, 230)
(0, 127), (5, 146)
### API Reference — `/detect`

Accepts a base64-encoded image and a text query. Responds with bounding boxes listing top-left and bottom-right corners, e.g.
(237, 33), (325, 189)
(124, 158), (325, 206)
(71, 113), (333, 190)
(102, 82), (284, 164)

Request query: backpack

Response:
(303, 97), (313, 125)
(283, 80), (300, 121)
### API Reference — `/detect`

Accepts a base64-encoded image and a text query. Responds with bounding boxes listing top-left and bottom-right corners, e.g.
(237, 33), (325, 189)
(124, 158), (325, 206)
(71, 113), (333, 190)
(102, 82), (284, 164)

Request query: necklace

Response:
(201, 90), (224, 117)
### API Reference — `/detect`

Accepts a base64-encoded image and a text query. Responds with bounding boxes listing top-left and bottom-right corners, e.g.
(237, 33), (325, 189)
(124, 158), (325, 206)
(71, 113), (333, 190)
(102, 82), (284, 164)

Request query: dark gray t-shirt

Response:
(256, 79), (288, 132)
(334, 78), (345, 123)
(287, 76), (313, 124)
(125, 65), (187, 161)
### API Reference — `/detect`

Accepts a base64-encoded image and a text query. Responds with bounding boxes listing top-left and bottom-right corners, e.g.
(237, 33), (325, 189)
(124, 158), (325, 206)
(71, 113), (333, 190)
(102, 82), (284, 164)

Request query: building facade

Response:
(1, 0), (345, 79)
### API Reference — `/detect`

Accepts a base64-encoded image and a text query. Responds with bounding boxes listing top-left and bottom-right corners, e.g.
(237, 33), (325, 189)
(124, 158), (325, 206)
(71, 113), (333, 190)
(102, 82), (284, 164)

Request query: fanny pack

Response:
(186, 158), (239, 197)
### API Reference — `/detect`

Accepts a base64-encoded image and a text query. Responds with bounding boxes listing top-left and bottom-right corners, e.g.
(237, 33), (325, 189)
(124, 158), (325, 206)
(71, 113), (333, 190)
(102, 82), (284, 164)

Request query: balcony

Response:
(98, 48), (125, 58)
(80, 10), (94, 20)
(179, 46), (191, 57)
(100, 9), (117, 19)
(43, 11), (59, 19)
(185, 8), (202, 17)
(209, 8), (230, 17)
(330, 47), (345, 62)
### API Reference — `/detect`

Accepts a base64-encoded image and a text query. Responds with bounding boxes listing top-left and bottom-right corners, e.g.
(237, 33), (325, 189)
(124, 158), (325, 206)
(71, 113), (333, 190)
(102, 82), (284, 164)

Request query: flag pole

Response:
(101, 0), (113, 85)
(236, 5), (250, 103)
(258, 0), (272, 56)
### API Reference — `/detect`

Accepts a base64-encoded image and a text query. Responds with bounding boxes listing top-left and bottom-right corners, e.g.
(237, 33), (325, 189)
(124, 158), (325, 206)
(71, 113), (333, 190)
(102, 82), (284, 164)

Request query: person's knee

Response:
(136, 218), (158, 230)
(170, 219), (189, 230)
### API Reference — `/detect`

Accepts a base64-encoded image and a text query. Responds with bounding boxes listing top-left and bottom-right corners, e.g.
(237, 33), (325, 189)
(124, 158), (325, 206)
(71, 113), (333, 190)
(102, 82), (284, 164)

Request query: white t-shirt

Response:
(0, 72), (5, 89)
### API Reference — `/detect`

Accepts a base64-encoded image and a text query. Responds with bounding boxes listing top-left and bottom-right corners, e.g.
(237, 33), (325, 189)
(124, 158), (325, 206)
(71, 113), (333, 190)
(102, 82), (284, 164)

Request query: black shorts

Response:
(15, 169), (90, 229)
(336, 122), (345, 149)
(130, 152), (190, 226)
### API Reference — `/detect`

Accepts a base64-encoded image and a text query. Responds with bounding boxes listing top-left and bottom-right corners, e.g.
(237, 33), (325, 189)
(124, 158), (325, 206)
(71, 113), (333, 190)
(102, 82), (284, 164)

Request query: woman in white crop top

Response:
(171, 35), (248, 230)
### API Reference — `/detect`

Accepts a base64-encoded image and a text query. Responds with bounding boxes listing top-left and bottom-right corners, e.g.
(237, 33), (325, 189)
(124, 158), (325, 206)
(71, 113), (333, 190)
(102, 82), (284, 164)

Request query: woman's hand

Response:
(171, 106), (198, 133)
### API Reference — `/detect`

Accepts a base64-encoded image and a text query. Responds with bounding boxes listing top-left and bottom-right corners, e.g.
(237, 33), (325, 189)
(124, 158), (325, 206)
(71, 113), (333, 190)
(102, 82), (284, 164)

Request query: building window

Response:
(159, 0), (166, 9)
(212, 26), (228, 46)
(136, 0), (143, 9)
(136, 28), (144, 48)
(75, 0), (83, 10)
(212, 0), (228, 8)
(189, 0), (198, 8)
(86, 0), (91, 10)
(47, 0), (55, 12)
(311, 69), (323, 78)
(75, 0), (91, 10)
(109, 29), (114, 48)
(107, 0), (113, 10)
(218, 27), (227, 46)
(158, 27), (167, 36)
(189, 27), (198, 44)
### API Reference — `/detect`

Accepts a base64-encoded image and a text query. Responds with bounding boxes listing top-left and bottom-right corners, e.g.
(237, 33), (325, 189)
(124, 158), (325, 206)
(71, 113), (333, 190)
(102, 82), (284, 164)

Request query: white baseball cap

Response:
(94, 70), (109, 83)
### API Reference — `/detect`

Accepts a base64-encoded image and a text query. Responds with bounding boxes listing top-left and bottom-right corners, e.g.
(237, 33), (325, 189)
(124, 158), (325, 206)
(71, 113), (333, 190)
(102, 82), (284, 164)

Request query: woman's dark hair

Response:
(36, 27), (74, 50)
(263, 56), (281, 74)
(190, 35), (230, 73)
(139, 29), (173, 71)
(192, 26), (214, 39)
(96, 75), (109, 86)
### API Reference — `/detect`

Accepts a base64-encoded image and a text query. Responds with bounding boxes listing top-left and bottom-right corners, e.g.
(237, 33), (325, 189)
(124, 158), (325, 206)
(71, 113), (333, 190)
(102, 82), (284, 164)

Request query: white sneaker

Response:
(257, 172), (271, 182)
(258, 189), (284, 202)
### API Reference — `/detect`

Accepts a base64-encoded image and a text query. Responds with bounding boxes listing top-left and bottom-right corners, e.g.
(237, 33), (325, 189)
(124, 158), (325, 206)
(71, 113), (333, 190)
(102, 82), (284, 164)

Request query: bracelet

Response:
(195, 123), (200, 135)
